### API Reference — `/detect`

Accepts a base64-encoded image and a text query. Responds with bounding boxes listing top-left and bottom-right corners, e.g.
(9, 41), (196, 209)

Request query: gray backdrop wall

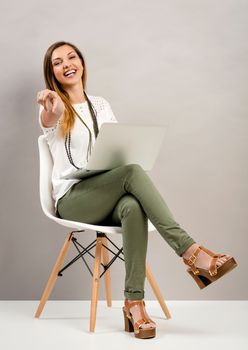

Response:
(0, 0), (247, 300)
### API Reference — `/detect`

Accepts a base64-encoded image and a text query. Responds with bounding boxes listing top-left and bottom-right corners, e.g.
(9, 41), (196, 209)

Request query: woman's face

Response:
(51, 44), (83, 87)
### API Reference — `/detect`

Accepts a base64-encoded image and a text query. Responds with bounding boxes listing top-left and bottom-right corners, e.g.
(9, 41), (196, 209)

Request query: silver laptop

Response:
(62, 122), (166, 180)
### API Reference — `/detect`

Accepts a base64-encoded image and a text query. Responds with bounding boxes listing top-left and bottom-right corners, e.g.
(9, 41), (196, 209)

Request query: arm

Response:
(37, 89), (65, 128)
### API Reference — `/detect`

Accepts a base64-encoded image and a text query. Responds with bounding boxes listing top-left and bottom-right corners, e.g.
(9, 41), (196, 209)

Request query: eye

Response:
(69, 55), (76, 59)
(53, 61), (61, 66)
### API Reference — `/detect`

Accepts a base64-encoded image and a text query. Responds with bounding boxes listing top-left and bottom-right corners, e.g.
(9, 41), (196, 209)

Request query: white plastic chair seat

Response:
(38, 135), (156, 234)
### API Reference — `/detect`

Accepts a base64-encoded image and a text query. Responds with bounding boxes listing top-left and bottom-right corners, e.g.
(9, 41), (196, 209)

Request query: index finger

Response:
(52, 97), (58, 113)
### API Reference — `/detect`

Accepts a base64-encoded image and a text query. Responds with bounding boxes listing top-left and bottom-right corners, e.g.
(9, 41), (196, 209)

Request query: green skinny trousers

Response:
(57, 164), (196, 300)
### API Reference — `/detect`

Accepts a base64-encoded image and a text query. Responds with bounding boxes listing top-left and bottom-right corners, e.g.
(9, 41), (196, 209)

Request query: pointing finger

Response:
(52, 97), (57, 113)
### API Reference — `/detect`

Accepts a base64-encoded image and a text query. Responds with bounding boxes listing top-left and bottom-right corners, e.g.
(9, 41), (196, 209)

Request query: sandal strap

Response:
(124, 299), (145, 311)
(183, 246), (202, 274)
(209, 255), (219, 276)
(135, 318), (154, 330)
(200, 246), (221, 276)
(124, 299), (155, 330)
(183, 245), (221, 276)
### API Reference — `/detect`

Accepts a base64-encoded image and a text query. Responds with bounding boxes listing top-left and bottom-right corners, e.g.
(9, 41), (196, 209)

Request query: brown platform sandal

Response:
(183, 245), (238, 289)
(122, 299), (156, 339)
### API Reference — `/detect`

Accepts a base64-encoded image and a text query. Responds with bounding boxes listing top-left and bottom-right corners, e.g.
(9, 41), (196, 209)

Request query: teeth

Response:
(64, 70), (76, 76)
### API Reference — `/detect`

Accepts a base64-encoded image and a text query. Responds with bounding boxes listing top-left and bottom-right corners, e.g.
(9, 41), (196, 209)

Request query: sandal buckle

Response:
(188, 254), (197, 266)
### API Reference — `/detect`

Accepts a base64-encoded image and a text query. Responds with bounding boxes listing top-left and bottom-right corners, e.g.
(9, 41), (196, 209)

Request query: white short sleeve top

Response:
(38, 95), (118, 208)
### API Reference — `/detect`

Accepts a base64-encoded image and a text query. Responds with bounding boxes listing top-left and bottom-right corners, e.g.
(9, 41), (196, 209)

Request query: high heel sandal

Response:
(183, 245), (238, 289)
(122, 299), (156, 339)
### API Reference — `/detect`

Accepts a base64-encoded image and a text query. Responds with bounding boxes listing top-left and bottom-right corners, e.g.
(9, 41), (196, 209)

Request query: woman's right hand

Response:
(37, 89), (65, 117)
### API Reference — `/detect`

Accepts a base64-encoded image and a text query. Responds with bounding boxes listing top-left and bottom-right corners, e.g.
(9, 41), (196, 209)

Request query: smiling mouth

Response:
(64, 69), (77, 77)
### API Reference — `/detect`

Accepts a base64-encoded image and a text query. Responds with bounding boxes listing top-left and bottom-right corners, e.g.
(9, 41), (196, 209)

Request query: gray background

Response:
(0, 0), (247, 300)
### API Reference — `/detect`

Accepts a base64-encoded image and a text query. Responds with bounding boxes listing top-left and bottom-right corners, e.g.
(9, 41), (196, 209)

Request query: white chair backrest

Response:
(38, 135), (56, 218)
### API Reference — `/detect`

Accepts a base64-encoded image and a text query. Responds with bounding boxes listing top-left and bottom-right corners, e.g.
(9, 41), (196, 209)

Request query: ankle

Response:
(182, 243), (199, 259)
(125, 298), (144, 305)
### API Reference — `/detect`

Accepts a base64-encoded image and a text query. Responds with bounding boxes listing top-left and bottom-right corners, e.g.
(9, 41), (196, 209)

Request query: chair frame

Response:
(35, 230), (171, 332)
(35, 135), (171, 332)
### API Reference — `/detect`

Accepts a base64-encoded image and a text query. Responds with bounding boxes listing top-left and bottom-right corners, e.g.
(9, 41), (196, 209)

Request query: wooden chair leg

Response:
(89, 237), (102, 332)
(35, 232), (73, 318)
(146, 263), (171, 319)
(101, 236), (112, 307)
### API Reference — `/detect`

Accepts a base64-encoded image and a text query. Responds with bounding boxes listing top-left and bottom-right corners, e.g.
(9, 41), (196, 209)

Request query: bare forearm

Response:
(40, 109), (63, 128)
(37, 89), (65, 128)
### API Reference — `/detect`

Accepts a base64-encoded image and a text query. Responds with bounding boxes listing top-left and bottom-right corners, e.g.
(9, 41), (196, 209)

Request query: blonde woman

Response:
(37, 41), (237, 339)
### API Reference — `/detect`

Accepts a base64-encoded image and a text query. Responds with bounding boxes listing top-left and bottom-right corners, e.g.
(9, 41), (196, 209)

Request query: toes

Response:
(139, 319), (156, 329)
(222, 255), (231, 261)
(217, 255), (232, 266)
(140, 323), (155, 330)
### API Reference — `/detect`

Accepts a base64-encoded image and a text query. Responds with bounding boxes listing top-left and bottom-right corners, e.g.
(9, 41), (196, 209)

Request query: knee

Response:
(118, 194), (144, 218)
(124, 163), (144, 176)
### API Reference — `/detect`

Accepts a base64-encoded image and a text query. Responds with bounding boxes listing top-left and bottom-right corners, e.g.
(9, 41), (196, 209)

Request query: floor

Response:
(0, 301), (247, 350)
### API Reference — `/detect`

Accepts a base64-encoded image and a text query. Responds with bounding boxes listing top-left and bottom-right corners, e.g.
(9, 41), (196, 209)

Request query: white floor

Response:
(0, 301), (247, 350)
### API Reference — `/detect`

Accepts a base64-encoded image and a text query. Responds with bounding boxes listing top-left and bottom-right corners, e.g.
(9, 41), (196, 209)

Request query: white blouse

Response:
(38, 95), (118, 208)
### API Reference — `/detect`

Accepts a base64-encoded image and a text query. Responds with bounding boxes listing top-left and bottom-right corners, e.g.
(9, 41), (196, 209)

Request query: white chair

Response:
(35, 135), (171, 332)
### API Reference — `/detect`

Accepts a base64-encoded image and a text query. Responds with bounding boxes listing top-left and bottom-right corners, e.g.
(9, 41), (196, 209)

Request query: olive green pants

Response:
(57, 164), (196, 300)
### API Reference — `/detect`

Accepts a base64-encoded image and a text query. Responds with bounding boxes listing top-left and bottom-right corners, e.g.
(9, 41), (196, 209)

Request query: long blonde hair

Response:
(43, 41), (99, 162)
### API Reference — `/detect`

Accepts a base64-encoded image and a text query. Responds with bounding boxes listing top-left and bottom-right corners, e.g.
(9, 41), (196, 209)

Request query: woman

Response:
(37, 41), (237, 339)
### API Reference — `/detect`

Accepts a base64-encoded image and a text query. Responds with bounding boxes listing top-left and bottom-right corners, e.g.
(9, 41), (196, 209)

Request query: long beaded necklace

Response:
(64, 92), (99, 169)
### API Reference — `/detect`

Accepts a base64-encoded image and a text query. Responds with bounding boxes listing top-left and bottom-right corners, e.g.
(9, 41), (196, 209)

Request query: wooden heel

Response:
(187, 269), (212, 289)
(122, 307), (134, 332)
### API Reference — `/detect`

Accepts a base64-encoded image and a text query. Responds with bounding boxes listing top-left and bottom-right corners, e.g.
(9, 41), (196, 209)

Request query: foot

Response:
(126, 299), (156, 330)
(182, 243), (232, 271)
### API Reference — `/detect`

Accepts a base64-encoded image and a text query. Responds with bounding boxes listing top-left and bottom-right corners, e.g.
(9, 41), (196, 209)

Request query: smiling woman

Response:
(51, 47), (84, 86)
(38, 41), (100, 164)
(36, 40), (238, 340)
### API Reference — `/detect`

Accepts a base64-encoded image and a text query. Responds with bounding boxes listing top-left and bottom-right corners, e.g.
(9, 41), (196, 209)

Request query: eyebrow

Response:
(52, 51), (76, 62)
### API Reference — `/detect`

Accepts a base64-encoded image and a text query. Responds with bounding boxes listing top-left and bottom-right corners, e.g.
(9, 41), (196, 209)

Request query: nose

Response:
(63, 58), (72, 69)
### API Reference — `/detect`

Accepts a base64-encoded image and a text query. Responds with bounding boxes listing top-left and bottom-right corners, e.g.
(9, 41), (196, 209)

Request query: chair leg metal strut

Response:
(35, 230), (171, 332)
